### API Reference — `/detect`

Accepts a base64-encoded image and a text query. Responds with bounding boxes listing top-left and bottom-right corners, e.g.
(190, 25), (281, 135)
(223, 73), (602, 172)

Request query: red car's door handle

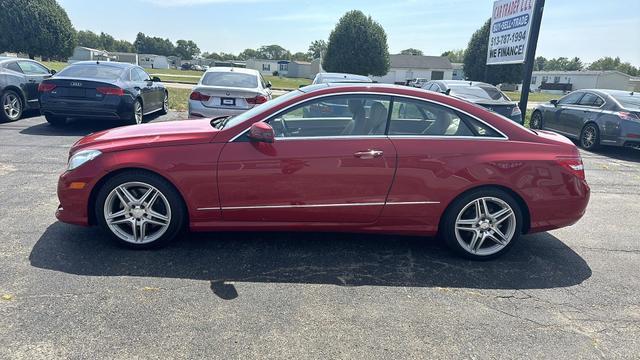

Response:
(354, 150), (384, 159)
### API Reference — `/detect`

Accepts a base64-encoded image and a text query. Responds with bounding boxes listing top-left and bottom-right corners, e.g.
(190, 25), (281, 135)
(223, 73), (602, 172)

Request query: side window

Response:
(578, 93), (602, 107)
(135, 68), (150, 81)
(6, 62), (23, 73)
(593, 96), (604, 107)
(17, 61), (49, 75)
(558, 92), (584, 105)
(268, 95), (391, 138)
(389, 98), (476, 137)
(129, 69), (141, 81)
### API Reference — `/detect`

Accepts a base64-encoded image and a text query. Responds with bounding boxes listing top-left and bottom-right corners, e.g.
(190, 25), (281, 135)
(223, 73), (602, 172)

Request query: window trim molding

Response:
(229, 92), (509, 142)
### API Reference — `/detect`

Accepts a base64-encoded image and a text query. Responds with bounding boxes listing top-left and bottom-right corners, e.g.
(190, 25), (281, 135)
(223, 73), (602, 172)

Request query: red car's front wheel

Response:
(95, 171), (186, 248)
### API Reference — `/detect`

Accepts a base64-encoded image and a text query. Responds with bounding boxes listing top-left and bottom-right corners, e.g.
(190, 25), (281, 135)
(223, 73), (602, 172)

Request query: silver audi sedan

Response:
(531, 89), (640, 150)
(188, 67), (272, 119)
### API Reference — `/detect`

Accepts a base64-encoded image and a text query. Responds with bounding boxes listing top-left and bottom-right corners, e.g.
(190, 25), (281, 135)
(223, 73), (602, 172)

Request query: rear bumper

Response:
(528, 178), (590, 233)
(40, 95), (135, 120)
(188, 101), (252, 119)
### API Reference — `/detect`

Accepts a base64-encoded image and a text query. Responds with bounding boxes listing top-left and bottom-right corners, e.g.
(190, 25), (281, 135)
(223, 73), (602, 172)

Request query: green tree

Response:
(292, 52), (311, 62)
(134, 33), (175, 56)
(463, 19), (522, 85)
(588, 56), (621, 71)
(616, 62), (639, 76)
(111, 39), (135, 53)
(323, 10), (390, 76)
(238, 48), (259, 60)
(0, 0), (76, 59)
(257, 44), (290, 60)
(534, 56), (547, 71)
(402, 48), (424, 56)
(441, 49), (465, 63)
(307, 40), (327, 59)
(175, 40), (200, 60)
(77, 30), (102, 49)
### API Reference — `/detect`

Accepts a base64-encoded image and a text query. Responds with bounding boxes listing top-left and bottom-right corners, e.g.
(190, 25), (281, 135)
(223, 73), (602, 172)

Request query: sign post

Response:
(487, 0), (545, 120)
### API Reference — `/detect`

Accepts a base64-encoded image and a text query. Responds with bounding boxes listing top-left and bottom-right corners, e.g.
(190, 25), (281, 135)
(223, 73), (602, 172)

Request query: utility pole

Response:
(519, 0), (545, 119)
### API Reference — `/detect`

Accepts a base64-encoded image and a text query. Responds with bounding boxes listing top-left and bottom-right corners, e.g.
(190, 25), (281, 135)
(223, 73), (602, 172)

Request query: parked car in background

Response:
(57, 83), (589, 260)
(39, 61), (167, 126)
(408, 78), (428, 88)
(311, 72), (373, 85)
(0, 57), (55, 122)
(531, 89), (640, 150)
(188, 67), (272, 119)
(423, 80), (523, 124)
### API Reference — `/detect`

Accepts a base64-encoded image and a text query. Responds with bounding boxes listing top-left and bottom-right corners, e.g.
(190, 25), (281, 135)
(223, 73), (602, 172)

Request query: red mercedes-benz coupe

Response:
(56, 84), (590, 259)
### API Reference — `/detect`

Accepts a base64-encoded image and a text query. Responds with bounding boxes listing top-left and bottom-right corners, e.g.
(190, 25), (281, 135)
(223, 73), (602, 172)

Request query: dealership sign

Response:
(487, 0), (537, 65)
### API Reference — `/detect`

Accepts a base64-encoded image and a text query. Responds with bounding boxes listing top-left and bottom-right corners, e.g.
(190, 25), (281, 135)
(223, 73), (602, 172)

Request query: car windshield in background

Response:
(450, 85), (507, 101)
(57, 64), (124, 80)
(612, 93), (640, 110)
(202, 72), (258, 88)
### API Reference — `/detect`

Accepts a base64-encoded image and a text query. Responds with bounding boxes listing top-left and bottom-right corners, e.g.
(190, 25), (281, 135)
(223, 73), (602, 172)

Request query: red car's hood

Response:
(71, 119), (218, 154)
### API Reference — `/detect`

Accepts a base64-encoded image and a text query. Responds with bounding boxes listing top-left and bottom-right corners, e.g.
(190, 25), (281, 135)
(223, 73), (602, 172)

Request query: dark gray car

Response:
(422, 80), (523, 124)
(0, 57), (55, 122)
(531, 89), (640, 150)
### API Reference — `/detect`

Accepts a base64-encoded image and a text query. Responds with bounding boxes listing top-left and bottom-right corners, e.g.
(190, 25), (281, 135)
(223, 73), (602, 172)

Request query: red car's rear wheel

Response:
(441, 188), (523, 260)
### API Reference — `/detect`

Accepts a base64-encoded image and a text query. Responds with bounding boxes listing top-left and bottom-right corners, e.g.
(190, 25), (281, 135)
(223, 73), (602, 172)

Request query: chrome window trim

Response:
(197, 200), (441, 211)
(228, 92), (509, 142)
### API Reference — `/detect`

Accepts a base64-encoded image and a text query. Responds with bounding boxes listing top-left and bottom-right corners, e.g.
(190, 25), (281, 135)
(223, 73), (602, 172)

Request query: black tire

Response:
(159, 91), (168, 115)
(441, 188), (523, 260)
(580, 123), (600, 150)
(95, 170), (186, 249)
(0, 90), (23, 122)
(130, 98), (143, 125)
(45, 114), (67, 126)
(530, 110), (543, 129)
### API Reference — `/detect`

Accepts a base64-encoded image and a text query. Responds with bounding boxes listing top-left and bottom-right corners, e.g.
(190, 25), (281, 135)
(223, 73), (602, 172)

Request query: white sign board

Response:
(487, 0), (536, 65)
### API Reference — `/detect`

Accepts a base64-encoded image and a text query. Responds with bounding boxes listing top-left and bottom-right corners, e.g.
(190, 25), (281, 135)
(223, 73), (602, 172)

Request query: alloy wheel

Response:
(530, 112), (542, 129)
(581, 125), (597, 149)
(3, 93), (21, 120)
(163, 93), (168, 112)
(103, 182), (171, 244)
(134, 101), (143, 124)
(454, 197), (517, 256)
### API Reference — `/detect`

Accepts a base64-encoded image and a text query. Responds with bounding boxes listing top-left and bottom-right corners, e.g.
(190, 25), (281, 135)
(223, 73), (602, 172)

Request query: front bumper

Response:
(55, 161), (106, 226)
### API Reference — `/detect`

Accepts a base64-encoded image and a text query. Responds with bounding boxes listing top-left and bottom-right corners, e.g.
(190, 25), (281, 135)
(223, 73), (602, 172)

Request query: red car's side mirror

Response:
(248, 122), (275, 143)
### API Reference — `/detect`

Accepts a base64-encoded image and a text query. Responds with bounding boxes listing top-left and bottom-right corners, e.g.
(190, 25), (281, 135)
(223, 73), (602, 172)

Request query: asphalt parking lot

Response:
(1, 112), (639, 359)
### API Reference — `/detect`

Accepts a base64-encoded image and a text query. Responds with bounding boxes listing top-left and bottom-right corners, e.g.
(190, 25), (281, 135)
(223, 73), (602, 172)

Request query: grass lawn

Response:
(42, 61), (68, 72)
(167, 88), (191, 112)
(504, 91), (559, 103)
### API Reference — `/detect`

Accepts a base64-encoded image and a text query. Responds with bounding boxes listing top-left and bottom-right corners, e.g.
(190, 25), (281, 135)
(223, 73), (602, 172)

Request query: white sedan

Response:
(188, 67), (272, 119)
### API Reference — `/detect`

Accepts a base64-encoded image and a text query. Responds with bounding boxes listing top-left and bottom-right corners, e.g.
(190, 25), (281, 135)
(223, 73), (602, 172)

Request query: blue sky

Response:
(58, 0), (640, 65)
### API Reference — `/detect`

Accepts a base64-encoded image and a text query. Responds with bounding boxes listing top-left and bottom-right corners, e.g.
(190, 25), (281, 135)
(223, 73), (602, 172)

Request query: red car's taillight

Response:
(246, 95), (268, 105)
(190, 91), (210, 101)
(38, 83), (56, 92)
(96, 87), (125, 96)
(556, 156), (585, 180)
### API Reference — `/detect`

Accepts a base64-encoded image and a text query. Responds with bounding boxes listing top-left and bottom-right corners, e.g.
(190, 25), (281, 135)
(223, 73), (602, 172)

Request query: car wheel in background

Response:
(1, 90), (23, 122)
(130, 99), (143, 125)
(160, 92), (168, 114)
(95, 171), (186, 249)
(441, 188), (523, 260)
(580, 123), (600, 150)
(530, 111), (543, 129)
(45, 114), (67, 126)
